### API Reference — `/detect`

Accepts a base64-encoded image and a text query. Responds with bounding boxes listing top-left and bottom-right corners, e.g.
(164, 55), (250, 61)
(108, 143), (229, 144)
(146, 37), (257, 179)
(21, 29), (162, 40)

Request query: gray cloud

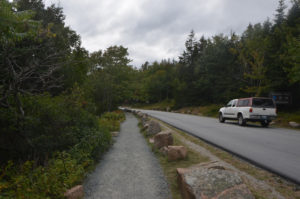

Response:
(44, 0), (286, 67)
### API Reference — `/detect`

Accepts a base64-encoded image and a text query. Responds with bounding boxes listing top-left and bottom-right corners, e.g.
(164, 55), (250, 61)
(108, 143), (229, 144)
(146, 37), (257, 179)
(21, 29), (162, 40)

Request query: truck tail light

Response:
(249, 108), (253, 113)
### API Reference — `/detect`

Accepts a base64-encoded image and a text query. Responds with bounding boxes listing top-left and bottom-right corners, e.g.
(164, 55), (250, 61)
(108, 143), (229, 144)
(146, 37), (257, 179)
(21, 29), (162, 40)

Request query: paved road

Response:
(135, 109), (300, 184)
(84, 113), (171, 199)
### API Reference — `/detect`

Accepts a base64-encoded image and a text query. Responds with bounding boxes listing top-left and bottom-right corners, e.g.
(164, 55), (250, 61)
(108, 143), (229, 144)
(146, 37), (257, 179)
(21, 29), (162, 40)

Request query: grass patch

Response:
(274, 110), (300, 129)
(137, 120), (209, 199)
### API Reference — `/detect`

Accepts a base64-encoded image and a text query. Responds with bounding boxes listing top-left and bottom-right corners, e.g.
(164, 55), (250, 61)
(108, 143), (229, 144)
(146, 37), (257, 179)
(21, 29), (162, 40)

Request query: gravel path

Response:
(84, 113), (171, 199)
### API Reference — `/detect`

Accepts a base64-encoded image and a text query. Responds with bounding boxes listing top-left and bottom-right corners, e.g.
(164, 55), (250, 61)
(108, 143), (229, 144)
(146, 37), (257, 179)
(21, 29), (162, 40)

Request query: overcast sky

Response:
(44, 0), (285, 67)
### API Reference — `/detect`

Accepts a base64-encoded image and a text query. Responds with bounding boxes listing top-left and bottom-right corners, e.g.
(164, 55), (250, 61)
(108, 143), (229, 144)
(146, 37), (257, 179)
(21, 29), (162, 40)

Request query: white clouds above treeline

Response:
(44, 0), (287, 67)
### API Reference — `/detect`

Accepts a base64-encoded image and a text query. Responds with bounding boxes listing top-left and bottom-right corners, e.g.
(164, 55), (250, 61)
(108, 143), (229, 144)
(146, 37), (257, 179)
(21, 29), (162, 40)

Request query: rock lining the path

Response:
(146, 120), (161, 136)
(153, 130), (173, 149)
(160, 145), (188, 161)
(111, 131), (119, 137)
(289, 121), (300, 128)
(64, 185), (84, 199)
(141, 114), (149, 125)
(177, 161), (254, 199)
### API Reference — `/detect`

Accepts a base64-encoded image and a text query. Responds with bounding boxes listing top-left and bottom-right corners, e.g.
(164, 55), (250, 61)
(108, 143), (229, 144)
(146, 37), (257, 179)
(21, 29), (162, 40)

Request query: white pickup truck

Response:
(219, 97), (277, 127)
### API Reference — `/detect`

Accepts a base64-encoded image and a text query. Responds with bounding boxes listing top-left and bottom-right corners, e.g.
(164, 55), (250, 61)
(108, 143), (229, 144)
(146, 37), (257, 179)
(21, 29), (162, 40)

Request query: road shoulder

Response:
(148, 116), (300, 199)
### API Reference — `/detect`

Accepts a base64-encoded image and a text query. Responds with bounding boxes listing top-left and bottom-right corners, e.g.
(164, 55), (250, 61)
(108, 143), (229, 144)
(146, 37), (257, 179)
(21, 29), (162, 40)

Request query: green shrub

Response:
(199, 104), (222, 117)
(0, 152), (85, 199)
(0, 92), (105, 164)
(0, 106), (125, 198)
(70, 128), (112, 162)
(0, 81), (127, 198)
(99, 119), (120, 132)
(101, 111), (125, 121)
(99, 111), (125, 132)
(0, 124), (114, 198)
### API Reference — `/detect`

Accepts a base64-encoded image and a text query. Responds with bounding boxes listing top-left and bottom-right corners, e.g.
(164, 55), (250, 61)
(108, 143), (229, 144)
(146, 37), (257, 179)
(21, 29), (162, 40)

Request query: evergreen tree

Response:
(275, 0), (287, 25)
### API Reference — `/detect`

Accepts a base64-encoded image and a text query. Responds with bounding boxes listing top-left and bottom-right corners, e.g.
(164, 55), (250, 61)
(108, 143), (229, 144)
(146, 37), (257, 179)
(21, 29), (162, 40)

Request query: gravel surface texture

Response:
(84, 113), (171, 199)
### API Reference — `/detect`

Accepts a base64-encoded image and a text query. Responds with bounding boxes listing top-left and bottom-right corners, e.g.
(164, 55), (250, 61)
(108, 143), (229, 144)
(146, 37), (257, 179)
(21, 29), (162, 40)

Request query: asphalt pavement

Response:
(135, 109), (300, 184)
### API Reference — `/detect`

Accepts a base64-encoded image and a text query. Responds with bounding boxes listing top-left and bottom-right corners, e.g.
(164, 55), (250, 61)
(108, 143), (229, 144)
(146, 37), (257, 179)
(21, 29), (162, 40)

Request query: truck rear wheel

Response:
(238, 114), (246, 126)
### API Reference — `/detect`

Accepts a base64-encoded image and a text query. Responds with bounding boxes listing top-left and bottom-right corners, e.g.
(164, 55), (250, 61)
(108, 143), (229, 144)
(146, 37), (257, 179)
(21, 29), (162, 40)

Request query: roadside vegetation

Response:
(274, 110), (300, 128)
(0, 0), (127, 198)
(0, 109), (124, 198)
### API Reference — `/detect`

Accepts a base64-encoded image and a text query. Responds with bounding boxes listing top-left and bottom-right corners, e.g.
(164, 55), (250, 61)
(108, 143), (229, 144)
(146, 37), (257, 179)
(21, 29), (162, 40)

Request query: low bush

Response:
(0, 90), (125, 198)
(101, 110), (125, 121)
(0, 153), (85, 199)
(99, 111), (125, 132)
(274, 110), (300, 128)
(0, 93), (101, 164)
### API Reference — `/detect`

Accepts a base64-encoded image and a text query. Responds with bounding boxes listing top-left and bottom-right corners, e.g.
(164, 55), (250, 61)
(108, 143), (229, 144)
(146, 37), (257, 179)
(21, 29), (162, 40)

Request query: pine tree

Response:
(275, 0), (287, 25)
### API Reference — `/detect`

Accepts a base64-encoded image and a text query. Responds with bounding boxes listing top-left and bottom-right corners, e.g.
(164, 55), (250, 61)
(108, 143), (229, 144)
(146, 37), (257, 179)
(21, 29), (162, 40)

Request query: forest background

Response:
(0, 0), (299, 197)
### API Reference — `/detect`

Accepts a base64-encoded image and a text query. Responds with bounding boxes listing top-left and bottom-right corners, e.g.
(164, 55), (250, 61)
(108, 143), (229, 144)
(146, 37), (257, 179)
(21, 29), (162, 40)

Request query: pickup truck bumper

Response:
(248, 115), (276, 121)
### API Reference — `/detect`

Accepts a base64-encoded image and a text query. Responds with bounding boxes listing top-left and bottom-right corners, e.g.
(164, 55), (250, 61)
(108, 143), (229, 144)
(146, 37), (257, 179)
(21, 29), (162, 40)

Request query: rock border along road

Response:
(84, 113), (171, 199)
(135, 109), (300, 185)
